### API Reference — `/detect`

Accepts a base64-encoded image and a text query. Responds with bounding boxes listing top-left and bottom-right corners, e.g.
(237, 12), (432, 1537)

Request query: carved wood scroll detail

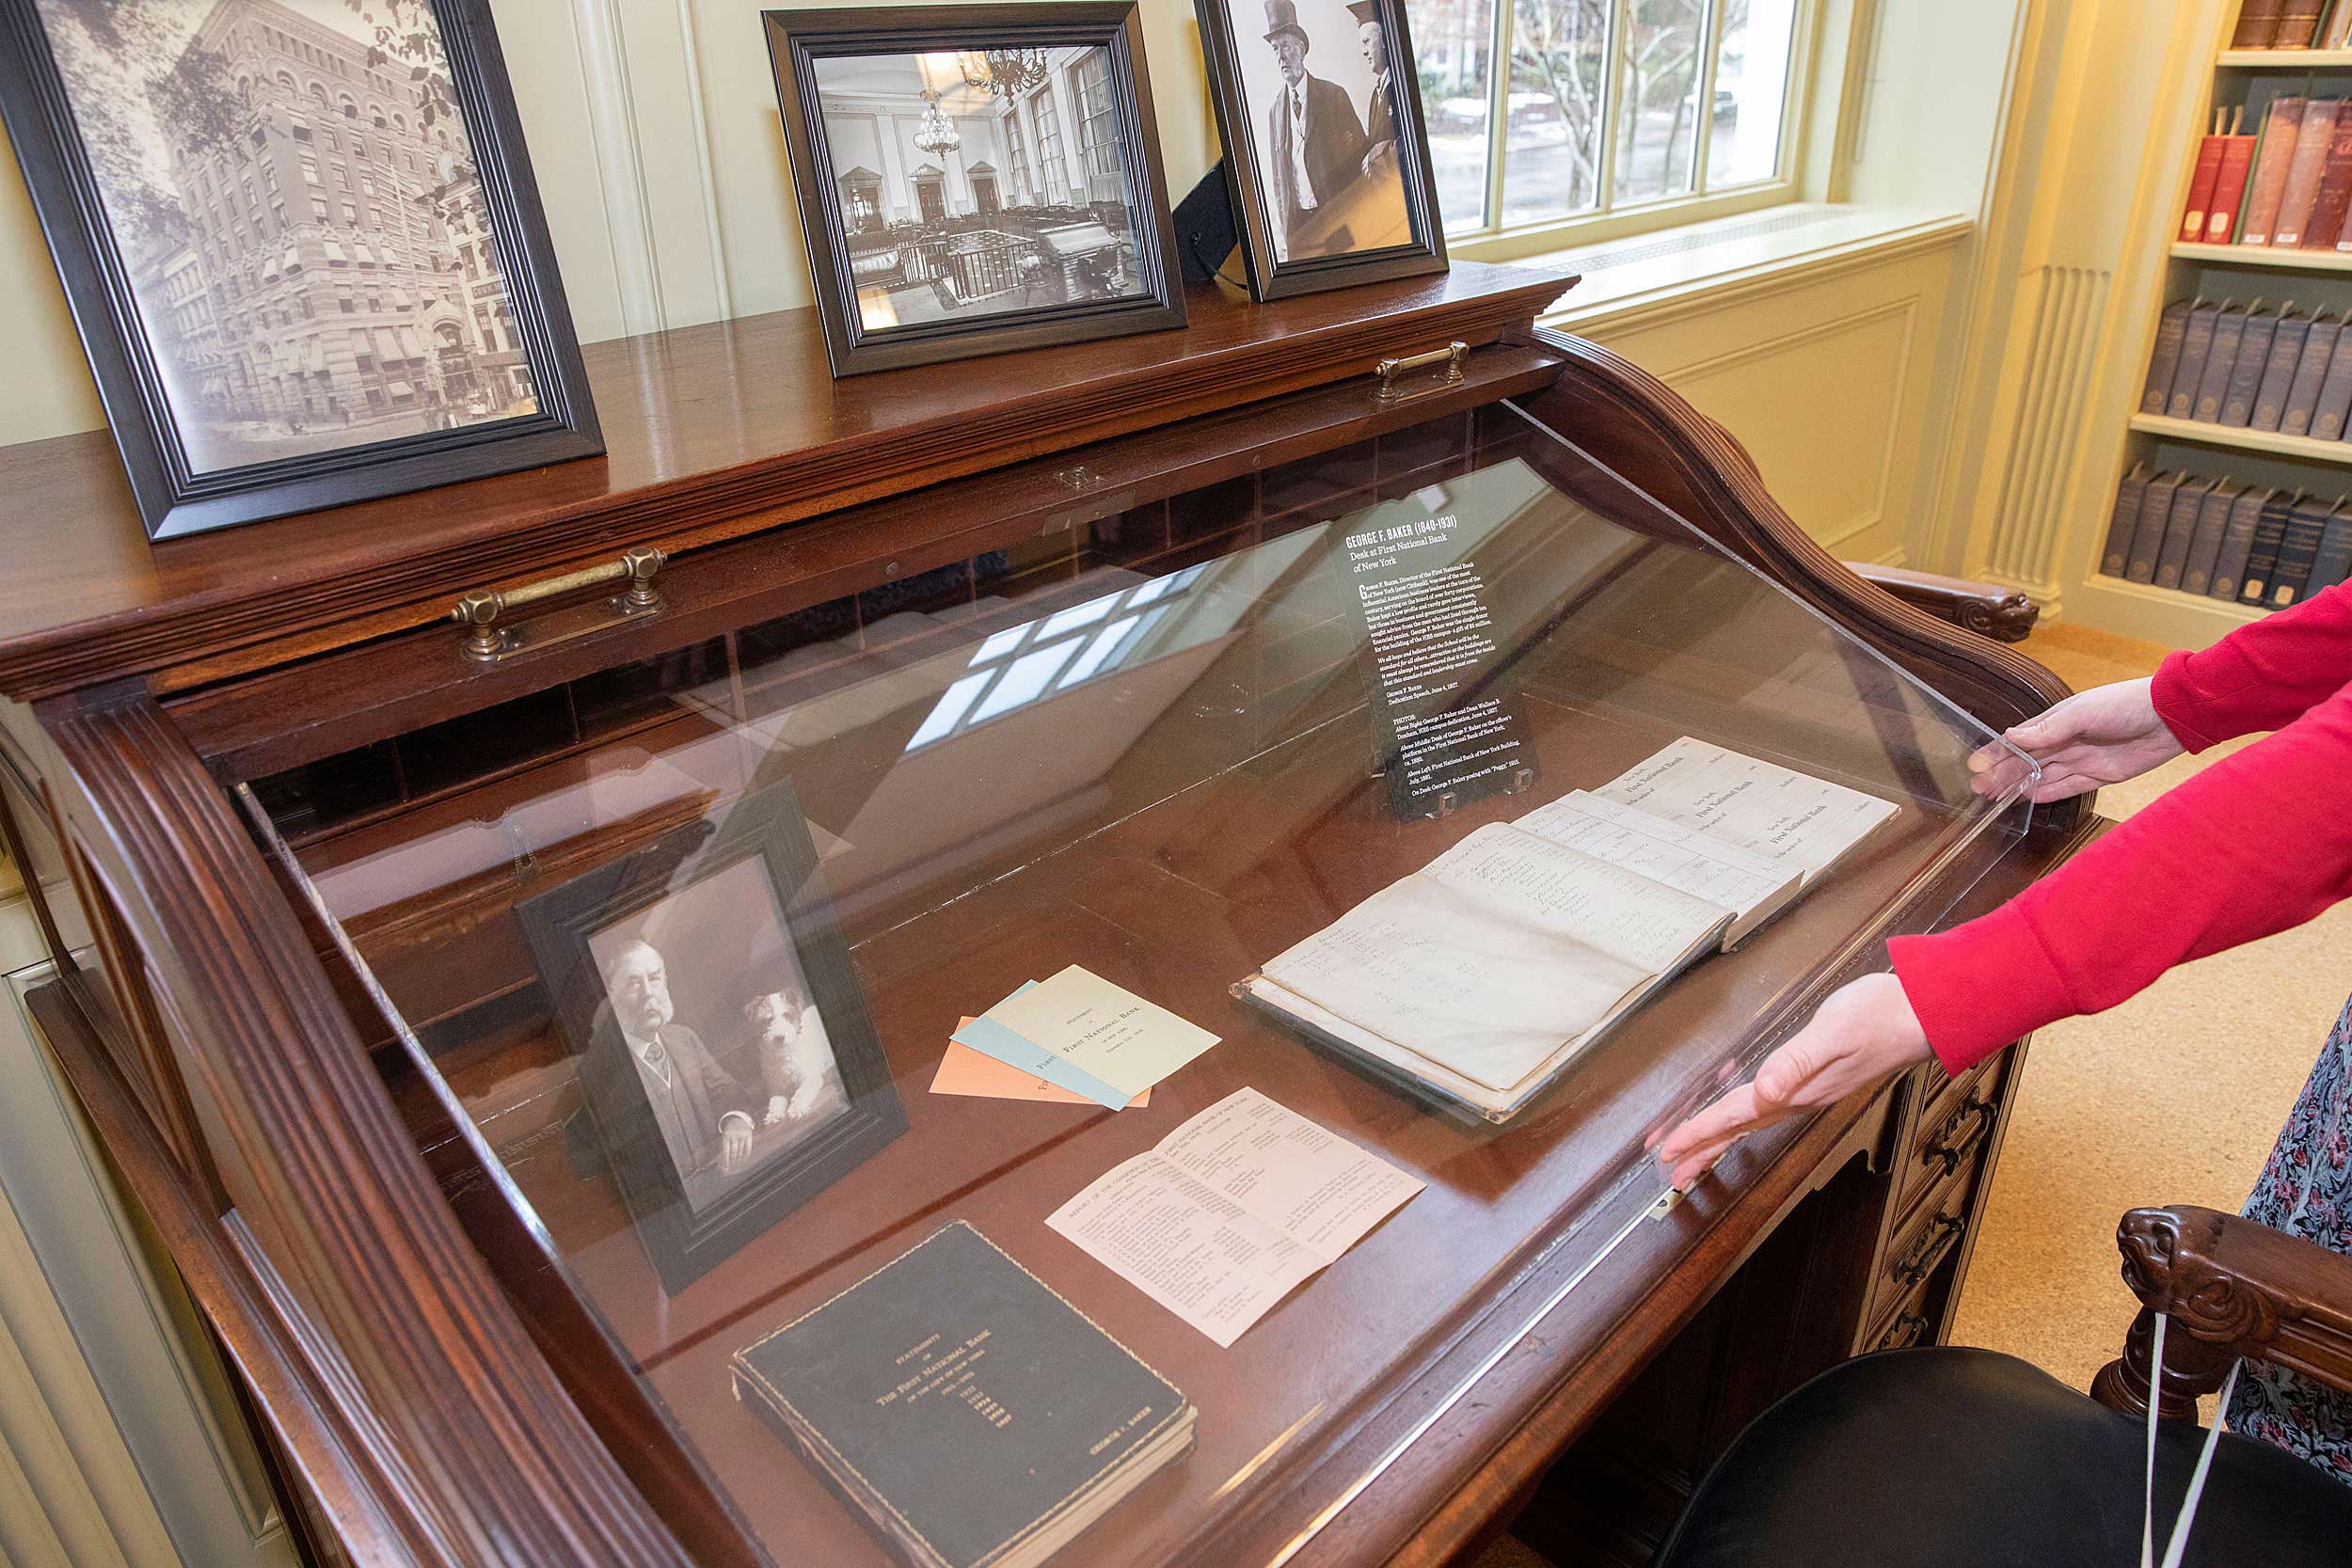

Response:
(2092, 1205), (2352, 1423)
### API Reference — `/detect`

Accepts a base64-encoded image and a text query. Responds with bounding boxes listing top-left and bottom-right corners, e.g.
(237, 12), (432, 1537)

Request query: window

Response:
(1404, 0), (1806, 253)
(1003, 111), (1031, 205)
(1071, 53), (1122, 202)
(298, 148), (319, 183)
(1031, 90), (1067, 205)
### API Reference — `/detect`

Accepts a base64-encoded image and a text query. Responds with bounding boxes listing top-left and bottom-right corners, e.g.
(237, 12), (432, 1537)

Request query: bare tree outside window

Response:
(1402, 0), (1801, 242)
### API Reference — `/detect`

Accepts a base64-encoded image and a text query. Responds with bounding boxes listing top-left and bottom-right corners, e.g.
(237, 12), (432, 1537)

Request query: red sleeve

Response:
(1888, 679), (2352, 1073)
(2152, 578), (2352, 750)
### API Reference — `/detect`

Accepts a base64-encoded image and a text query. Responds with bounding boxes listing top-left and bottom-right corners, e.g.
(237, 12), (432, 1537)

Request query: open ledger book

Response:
(1235, 738), (1899, 1123)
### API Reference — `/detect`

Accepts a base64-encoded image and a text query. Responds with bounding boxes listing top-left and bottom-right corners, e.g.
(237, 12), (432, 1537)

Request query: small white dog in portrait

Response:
(744, 985), (848, 1129)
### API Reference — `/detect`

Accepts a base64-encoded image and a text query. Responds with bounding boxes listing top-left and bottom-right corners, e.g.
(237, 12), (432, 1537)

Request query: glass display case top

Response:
(243, 399), (2034, 1568)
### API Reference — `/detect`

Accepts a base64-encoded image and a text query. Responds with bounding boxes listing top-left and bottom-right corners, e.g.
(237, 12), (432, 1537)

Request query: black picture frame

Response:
(1195, 0), (1447, 300)
(0, 0), (601, 540)
(762, 4), (1188, 377)
(516, 781), (905, 1295)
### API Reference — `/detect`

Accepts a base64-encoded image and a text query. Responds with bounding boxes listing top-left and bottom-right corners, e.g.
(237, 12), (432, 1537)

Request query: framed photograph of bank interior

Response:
(762, 3), (1187, 377)
(516, 780), (906, 1296)
(1196, 0), (1446, 300)
(0, 0), (600, 540)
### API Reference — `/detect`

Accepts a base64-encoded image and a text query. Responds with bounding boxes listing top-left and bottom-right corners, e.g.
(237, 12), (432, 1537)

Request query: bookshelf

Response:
(2094, 4), (2352, 646)
(2170, 239), (2352, 267)
(2218, 47), (2352, 66)
(2128, 411), (2352, 461)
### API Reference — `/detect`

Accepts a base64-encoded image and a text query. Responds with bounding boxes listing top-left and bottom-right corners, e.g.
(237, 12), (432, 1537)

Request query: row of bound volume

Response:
(2139, 294), (2352, 439)
(2100, 464), (2352, 609)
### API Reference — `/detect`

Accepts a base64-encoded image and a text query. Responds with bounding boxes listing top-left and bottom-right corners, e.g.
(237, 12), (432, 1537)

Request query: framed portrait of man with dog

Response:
(517, 780), (904, 1294)
(1196, 0), (1446, 298)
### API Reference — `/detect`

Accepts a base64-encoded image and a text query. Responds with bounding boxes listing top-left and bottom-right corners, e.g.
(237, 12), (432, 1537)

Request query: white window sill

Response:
(1502, 203), (1973, 335)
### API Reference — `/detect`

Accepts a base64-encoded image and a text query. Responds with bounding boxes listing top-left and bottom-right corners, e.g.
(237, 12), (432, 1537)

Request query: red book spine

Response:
(2244, 95), (2309, 244)
(2183, 135), (2229, 239)
(2304, 107), (2352, 245)
(2210, 135), (2260, 241)
(2184, 135), (2229, 240)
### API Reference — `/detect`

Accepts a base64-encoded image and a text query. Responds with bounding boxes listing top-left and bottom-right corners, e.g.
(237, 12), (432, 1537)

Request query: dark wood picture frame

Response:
(516, 780), (905, 1295)
(1195, 0), (1447, 300)
(0, 0), (601, 540)
(762, 3), (1188, 377)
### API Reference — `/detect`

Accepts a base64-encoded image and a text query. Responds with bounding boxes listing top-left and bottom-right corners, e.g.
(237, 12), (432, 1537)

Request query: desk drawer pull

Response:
(1374, 341), (1468, 403)
(1923, 1095), (1994, 1174)
(1895, 1213), (1965, 1288)
(1876, 1310), (1931, 1354)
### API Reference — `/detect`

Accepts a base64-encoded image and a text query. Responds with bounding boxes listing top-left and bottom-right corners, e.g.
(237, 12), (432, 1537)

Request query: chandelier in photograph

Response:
(913, 89), (961, 157)
(958, 47), (1050, 99)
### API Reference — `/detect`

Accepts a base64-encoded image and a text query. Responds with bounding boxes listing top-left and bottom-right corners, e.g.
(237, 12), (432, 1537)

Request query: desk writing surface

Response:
(258, 403), (2033, 1568)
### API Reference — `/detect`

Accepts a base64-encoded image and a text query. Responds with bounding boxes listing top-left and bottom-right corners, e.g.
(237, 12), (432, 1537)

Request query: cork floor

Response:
(1470, 617), (2345, 1565)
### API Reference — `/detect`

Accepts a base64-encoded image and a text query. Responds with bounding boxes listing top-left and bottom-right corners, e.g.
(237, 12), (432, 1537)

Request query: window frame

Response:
(1435, 0), (1825, 263)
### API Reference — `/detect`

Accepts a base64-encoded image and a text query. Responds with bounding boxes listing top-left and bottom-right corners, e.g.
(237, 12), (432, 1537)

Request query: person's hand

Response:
(1653, 974), (1931, 1189)
(721, 1116), (755, 1172)
(1968, 676), (2183, 803)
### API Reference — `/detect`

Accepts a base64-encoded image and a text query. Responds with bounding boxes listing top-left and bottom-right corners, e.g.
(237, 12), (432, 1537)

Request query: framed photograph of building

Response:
(763, 4), (1187, 377)
(516, 780), (905, 1296)
(1196, 0), (1446, 299)
(0, 0), (600, 540)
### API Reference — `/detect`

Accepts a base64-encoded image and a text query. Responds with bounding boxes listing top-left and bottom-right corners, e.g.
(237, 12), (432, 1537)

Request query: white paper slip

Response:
(1046, 1087), (1424, 1347)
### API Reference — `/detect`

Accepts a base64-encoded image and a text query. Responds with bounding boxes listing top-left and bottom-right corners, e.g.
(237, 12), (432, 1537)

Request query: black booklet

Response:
(731, 1221), (1193, 1568)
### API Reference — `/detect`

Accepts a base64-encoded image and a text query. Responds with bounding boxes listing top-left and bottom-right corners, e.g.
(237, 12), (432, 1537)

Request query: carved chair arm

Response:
(2090, 1205), (2352, 1422)
(1841, 562), (2042, 643)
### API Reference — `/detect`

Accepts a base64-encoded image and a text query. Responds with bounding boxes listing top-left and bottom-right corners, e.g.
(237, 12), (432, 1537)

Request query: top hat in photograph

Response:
(1345, 0), (1380, 24)
(1263, 0), (1311, 45)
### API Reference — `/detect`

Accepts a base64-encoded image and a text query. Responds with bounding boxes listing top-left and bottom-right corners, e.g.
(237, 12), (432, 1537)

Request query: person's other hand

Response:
(1968, 676), (2183, 803)
(1653, 973), (1931, 1190)
(721, 1117), (755, 1172)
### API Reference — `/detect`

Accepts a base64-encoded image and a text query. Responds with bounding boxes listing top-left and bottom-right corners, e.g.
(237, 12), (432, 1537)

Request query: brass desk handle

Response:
(1375, 341), (1468, 403)
(1923, 1095), (1995, 1174)
(1896, 1213), (1966, 1288)
(452, 546), (665, 661)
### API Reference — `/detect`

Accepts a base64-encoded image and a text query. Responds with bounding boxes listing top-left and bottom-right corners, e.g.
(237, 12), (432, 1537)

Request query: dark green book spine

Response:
(2127, 472), (2185, 584)
(2181, 480), (2240, 596)
(2247, 309), (2306, 429)
(2303, 506), (2352, 598)
(2223, 309), (2280, 426)
(2169, 304), (2222, 419)
(2241, 492), (2296, 604)
(2281, 313), (2341, 436)
(2101, 465), (2152, 578)
(2193, 305), (2250, 421)
(2151, 480), (2216, 588)
(2270, 495), (2335, 606)
(2211, 485), (2272, 602)
(2143, 300), (2194, 415)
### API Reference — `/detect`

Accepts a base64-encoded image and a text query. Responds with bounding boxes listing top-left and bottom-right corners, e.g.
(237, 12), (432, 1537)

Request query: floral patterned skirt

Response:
(2226, 991), (2352, 1486)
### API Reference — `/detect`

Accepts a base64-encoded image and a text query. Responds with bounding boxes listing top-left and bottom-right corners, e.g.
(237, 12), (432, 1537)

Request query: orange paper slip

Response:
(930, 1024), (1152, 1108)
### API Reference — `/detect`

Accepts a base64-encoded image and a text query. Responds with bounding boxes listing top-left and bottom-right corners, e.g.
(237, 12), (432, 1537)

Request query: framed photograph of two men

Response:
(0, 0), (600, 539)
(1197, 0), (1446, 300)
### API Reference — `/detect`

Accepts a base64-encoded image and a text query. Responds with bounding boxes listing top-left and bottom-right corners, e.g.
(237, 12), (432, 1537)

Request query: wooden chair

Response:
(1645, 1205), (2352, 1565)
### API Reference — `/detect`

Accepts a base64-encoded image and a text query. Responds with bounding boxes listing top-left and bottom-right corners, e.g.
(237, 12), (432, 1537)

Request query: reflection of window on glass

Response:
(1032, 87), (1068, 205)
(904, 565), (1212, 752)
(1402, 0), (1804, 246)
(1072, 52), (1120, 203)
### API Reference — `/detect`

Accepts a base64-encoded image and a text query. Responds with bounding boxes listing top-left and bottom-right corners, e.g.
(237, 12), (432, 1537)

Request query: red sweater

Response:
(1888, 581), (2352, 1075)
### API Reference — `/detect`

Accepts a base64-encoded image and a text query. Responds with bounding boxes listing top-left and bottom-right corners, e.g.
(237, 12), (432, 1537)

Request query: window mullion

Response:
(1484, 0), (1511, 234)
(1596, 0), (1626, 214)
(1691, 0), (1722, 195)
